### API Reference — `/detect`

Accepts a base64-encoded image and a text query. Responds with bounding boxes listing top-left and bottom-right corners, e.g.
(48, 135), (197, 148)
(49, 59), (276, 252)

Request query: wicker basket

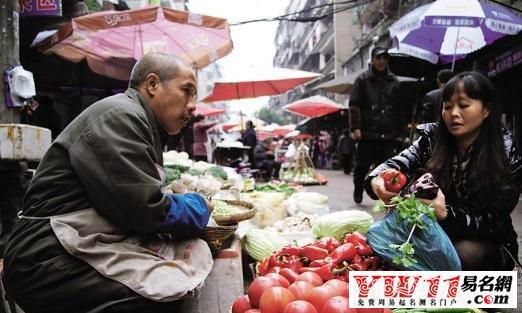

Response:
(212, 199), (256, 226)
(202, 224), (238, 255)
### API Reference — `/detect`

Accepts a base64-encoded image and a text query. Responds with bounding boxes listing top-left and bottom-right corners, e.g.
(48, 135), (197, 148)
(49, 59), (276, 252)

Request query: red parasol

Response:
(283, 96), (344, 118)
(194, 106), (225, 117)
(202, 68), (320, 102)
(38, 6), (233, 80)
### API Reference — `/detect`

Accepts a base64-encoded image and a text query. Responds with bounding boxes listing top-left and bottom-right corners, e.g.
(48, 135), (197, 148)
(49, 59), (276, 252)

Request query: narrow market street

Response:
(308, 169), (522, 311)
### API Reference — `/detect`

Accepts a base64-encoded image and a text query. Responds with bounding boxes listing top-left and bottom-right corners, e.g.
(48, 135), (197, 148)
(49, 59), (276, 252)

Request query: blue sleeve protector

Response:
(159, 193), (210, 237)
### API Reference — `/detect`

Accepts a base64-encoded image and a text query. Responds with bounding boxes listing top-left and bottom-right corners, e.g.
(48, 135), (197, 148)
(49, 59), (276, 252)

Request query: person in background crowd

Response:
(421, 69), (454, 123)
(192, 114), (217, 162)
(241, 120), (258, 167)
(3, 53), (213, 313)
(181, 118), (195, 157)
(337, 129), (355, 175)
(368, 71), (521, 270)
(349, 46), (404, 204)
(254, 138), (281, 180)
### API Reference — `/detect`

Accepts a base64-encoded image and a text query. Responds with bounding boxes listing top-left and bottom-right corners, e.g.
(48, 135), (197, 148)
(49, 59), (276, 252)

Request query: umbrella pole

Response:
(410, 78), (423, 143)
(451, 26), (460, 72)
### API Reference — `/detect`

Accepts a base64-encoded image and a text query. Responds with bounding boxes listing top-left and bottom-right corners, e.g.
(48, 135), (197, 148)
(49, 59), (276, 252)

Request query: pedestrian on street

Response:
(368, 71), (521, 270)
(337, 129), (355, 174)
(349, 46), (405, 204)
(420, 69), (454, 123)
(192, 114), (217, 162)
(3, 53), (214, 313)
(241, 120), (258, 168)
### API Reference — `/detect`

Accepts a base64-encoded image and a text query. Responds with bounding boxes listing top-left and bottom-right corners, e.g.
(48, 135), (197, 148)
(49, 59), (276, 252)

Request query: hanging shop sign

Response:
(19, 0), (62, 17)
(487, 42), (522, 78)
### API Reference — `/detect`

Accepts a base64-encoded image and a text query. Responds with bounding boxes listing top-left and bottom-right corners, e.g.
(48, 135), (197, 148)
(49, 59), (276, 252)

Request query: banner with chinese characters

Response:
(19, 0), (61, 16)
(349, 271), (517, 309)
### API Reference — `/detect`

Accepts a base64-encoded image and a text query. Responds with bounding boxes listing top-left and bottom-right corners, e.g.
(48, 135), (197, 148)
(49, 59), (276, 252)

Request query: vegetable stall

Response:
(161, 151), (474, 313)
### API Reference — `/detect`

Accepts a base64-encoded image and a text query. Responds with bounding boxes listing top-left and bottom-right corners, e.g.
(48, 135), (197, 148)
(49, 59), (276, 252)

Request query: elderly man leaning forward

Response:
(3, 53), (215, 313)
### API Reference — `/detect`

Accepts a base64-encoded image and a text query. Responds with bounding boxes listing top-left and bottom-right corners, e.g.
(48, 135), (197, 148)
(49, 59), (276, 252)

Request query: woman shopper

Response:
(367, 71), (521, 270)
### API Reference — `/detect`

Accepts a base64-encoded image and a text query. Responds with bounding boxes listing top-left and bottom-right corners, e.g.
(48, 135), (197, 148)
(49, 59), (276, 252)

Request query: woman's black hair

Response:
(425, 71), (508, 201)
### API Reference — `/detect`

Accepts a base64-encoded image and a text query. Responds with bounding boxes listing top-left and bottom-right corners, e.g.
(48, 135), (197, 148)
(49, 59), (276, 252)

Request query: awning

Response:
(313, 68), (418, 94)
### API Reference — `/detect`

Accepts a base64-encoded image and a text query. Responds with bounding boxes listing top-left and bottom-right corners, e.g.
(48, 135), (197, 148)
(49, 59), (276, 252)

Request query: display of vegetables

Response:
(254, 181), (297, 198)
(312, 210), (373, 240)
(265, 213), (316, 234)
(234, 232), (389, 313)
(244, 229), (289, 261)
(210, 200), (244, 217)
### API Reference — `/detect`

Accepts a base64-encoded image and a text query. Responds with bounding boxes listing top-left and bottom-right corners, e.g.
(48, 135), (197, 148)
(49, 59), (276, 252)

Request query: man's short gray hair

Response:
(128, 53), (194, 89)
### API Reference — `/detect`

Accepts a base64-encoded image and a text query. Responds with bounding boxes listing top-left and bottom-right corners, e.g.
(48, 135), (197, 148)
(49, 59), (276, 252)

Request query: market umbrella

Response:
(295, 109), (348, 134)
(390, 0), (522, 71)
(38, 6), (233, 80)
(202, 68), (320, 102)
(194, 106), (225, 117)
(283, 96), (344, 118)
(313, 68), (417, 94)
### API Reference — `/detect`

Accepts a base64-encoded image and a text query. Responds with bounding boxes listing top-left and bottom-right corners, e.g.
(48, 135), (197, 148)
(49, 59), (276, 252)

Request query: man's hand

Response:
(205, 199), (214, 214)
(371, 169), (401, 203)
(352, 129), (361, 141)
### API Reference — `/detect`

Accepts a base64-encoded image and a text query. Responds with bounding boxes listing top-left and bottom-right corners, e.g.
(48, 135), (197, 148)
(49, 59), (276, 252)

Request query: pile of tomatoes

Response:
(232, 232), (390, 313)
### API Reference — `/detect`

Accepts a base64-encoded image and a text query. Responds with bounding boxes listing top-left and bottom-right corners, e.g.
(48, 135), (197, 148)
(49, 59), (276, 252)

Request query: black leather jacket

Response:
(365, 123), (522, 257)
(349, 67), (404, 140)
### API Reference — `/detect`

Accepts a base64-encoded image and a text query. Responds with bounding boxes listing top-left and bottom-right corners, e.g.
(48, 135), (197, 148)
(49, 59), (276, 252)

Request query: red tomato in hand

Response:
(288, 281), (314, 300)
(383, 170), (407, 193)
(259, 287), (296, 313)
(296, 272), (323, 287)
(232, 295), (252, 313)
(267, 273), (291, 288)
(321, 296), (356, 313)
(283, 300), (318, 313)
(305, 285), (337, 312)
(323, 279), (349, 298)
(248, 276), (281, 307)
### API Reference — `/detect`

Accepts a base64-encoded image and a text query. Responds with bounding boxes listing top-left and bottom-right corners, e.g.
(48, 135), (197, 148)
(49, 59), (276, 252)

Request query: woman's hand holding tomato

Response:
(372, 169), (407, 203)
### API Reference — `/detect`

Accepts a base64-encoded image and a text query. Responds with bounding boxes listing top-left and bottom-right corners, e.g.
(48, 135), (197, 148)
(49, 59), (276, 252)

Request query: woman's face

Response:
(442, 82), (489, 142)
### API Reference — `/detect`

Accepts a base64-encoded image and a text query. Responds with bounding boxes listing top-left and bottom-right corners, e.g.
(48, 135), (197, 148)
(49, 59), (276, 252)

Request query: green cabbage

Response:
(312, 210), (373, 240)
(243, 229), (288, 261)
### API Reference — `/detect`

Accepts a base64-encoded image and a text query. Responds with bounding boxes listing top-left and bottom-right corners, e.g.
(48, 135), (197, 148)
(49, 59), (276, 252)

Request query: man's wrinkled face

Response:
(149, 64), (197, 135)
(371, 54), (389, 72)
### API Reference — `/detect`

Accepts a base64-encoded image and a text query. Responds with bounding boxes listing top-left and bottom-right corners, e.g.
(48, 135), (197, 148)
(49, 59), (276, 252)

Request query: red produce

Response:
(321, 296), (356, 313)
(283, 300), (318, 313)
(232, 295), (252, 313)
(248, 276), (281, 307)
(313, 237), (340, 253)
(295, 272), (323, 287)
(301, 245), (329, 261)
(259, 287), (296, 313)
(266, 273), (291, 288)
(279, 268), (300, 284)
(383, 169), (407, 193)
(323, 279), (348, 297)
(305, 285), (337, 313)
(288, 281), (314, 300)
(329, 243), (356, 264)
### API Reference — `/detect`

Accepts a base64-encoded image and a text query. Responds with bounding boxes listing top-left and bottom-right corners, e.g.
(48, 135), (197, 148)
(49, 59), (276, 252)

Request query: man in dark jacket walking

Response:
(349, 47), (405, 203)
(420, 69), (453, 123)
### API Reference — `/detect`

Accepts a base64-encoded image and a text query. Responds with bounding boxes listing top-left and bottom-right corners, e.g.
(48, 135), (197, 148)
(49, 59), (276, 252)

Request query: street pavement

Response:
(305, 169), (522, 311)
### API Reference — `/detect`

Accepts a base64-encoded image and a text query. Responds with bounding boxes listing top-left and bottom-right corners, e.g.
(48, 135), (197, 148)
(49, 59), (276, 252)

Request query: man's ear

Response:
(144, 73), (160, 96)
